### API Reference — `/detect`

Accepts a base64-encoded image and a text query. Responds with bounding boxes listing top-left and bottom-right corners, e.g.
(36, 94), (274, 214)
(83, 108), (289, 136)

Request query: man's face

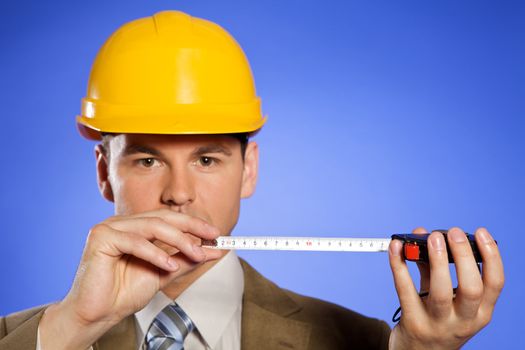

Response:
(95, 134), (259, 236)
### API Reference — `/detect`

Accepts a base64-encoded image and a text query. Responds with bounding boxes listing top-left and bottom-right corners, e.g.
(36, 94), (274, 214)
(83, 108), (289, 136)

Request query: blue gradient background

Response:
(1, 0), (523, 348)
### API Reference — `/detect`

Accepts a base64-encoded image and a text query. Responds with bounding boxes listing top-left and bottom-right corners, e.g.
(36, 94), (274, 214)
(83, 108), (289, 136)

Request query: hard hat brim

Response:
(76, 114), (267, 140)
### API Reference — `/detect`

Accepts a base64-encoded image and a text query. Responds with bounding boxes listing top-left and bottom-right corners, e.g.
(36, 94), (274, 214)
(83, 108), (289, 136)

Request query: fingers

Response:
(427, 231), (453, 318)
(104, 217), (212, 263)
(87, 224), (180, 272)
(389, 239), (423, 320)
(475, 227), (505, 311)
(125, 209), (220, 240)
(412, 227), (430, 292)
(446, 227), (483, 319)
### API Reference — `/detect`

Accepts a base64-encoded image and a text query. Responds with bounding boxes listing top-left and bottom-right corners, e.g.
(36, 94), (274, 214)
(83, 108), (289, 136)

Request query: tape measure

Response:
(202, 231), (484, 264)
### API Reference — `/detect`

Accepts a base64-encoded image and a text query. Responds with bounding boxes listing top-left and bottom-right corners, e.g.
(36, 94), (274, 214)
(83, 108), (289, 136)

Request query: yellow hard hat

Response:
(76, 10), (266, 140)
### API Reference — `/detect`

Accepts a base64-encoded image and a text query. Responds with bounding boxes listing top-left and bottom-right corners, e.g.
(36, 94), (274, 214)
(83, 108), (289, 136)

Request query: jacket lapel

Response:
(93, 315), (137, 350)
(240, 259), (311, 350)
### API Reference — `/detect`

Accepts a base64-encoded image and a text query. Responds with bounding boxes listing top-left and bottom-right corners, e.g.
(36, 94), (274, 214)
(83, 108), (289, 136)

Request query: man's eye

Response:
(139, 158), (157, 167)
(198, 156), (215, 167)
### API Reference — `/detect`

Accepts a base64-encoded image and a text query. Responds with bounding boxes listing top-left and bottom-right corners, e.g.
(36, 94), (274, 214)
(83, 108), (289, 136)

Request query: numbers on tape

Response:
(202, 236), (391, 252)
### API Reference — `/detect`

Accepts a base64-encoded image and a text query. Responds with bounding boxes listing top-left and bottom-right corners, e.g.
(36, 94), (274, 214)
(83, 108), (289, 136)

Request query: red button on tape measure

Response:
(404, 243), (420, 261)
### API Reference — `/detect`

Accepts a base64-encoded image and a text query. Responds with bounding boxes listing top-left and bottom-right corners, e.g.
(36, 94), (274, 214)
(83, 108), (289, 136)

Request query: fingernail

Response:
(477, 228), (492, 244)
(167, 257), (179, 270)
(430, 234), (445, 251)
(193, 244), (206, 258)
(449, 228), (466, 243)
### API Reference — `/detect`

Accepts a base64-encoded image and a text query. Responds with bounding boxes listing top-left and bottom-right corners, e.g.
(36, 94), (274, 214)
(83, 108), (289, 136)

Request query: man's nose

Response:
(161, 166), (196, 208)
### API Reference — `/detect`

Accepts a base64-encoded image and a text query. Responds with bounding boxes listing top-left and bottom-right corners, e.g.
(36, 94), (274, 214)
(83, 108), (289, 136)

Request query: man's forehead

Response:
(109, 133), (239, 154)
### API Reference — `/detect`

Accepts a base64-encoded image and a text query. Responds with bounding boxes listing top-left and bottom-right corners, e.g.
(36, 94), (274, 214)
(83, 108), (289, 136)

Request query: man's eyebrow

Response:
(192, 144), (233, 157)
(121, 144), (162, 157)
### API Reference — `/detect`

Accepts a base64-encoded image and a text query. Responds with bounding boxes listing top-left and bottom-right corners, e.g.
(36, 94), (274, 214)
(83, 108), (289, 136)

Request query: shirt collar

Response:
(135, 250), (244, 348)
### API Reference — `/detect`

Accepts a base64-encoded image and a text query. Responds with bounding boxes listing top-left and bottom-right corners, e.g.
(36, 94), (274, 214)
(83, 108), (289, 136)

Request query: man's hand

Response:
(38, 209), (222, 350)
(388, 227), (504, 350)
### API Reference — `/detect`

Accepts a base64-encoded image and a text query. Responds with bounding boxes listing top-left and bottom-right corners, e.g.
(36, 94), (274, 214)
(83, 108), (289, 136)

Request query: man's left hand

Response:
(388, 227), (504, 349)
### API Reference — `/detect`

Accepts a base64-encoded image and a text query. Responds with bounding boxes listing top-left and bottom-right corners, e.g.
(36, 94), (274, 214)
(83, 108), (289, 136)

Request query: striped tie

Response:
(145, 303), (195, 350)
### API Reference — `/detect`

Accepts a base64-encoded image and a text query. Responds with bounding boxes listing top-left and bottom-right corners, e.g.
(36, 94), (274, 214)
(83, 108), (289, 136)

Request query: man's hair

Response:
(99, 133), (249, 161)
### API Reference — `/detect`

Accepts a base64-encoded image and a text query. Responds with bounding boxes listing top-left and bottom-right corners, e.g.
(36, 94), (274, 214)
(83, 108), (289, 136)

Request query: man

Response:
(0, 10), (503, 350)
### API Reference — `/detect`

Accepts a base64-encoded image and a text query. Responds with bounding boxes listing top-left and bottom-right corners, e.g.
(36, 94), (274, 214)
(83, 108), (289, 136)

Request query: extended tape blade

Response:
(202, 236), (392, 252)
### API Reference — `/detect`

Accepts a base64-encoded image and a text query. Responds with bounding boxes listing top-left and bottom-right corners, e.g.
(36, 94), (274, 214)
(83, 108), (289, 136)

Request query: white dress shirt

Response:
(37, 251), (244, 350)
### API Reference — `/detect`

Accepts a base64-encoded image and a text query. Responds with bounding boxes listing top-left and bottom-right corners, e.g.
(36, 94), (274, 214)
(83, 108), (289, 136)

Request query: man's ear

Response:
(95, 144), (114, 202)
(240, 141), (259, 198)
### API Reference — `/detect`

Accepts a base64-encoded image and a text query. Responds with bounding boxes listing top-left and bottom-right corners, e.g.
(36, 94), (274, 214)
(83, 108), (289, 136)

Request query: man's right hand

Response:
(38, 209), (222, 350)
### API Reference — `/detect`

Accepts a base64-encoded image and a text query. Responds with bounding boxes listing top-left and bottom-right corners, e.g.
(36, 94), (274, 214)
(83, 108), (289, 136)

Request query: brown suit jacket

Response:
(0, 259), (390, 350)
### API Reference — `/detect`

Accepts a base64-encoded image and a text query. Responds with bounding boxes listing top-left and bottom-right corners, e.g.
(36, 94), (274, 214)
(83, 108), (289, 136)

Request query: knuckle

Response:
(408, 321), (429, 339)
(478, 311), (492, 329)
(415, 325), (441, 344)
(453, 322), (477, 339)
(488, 275), (505, 292)
(497, 275), (505, 290)
(460, 285), (484, 302)
(87, 223), (110, 241)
